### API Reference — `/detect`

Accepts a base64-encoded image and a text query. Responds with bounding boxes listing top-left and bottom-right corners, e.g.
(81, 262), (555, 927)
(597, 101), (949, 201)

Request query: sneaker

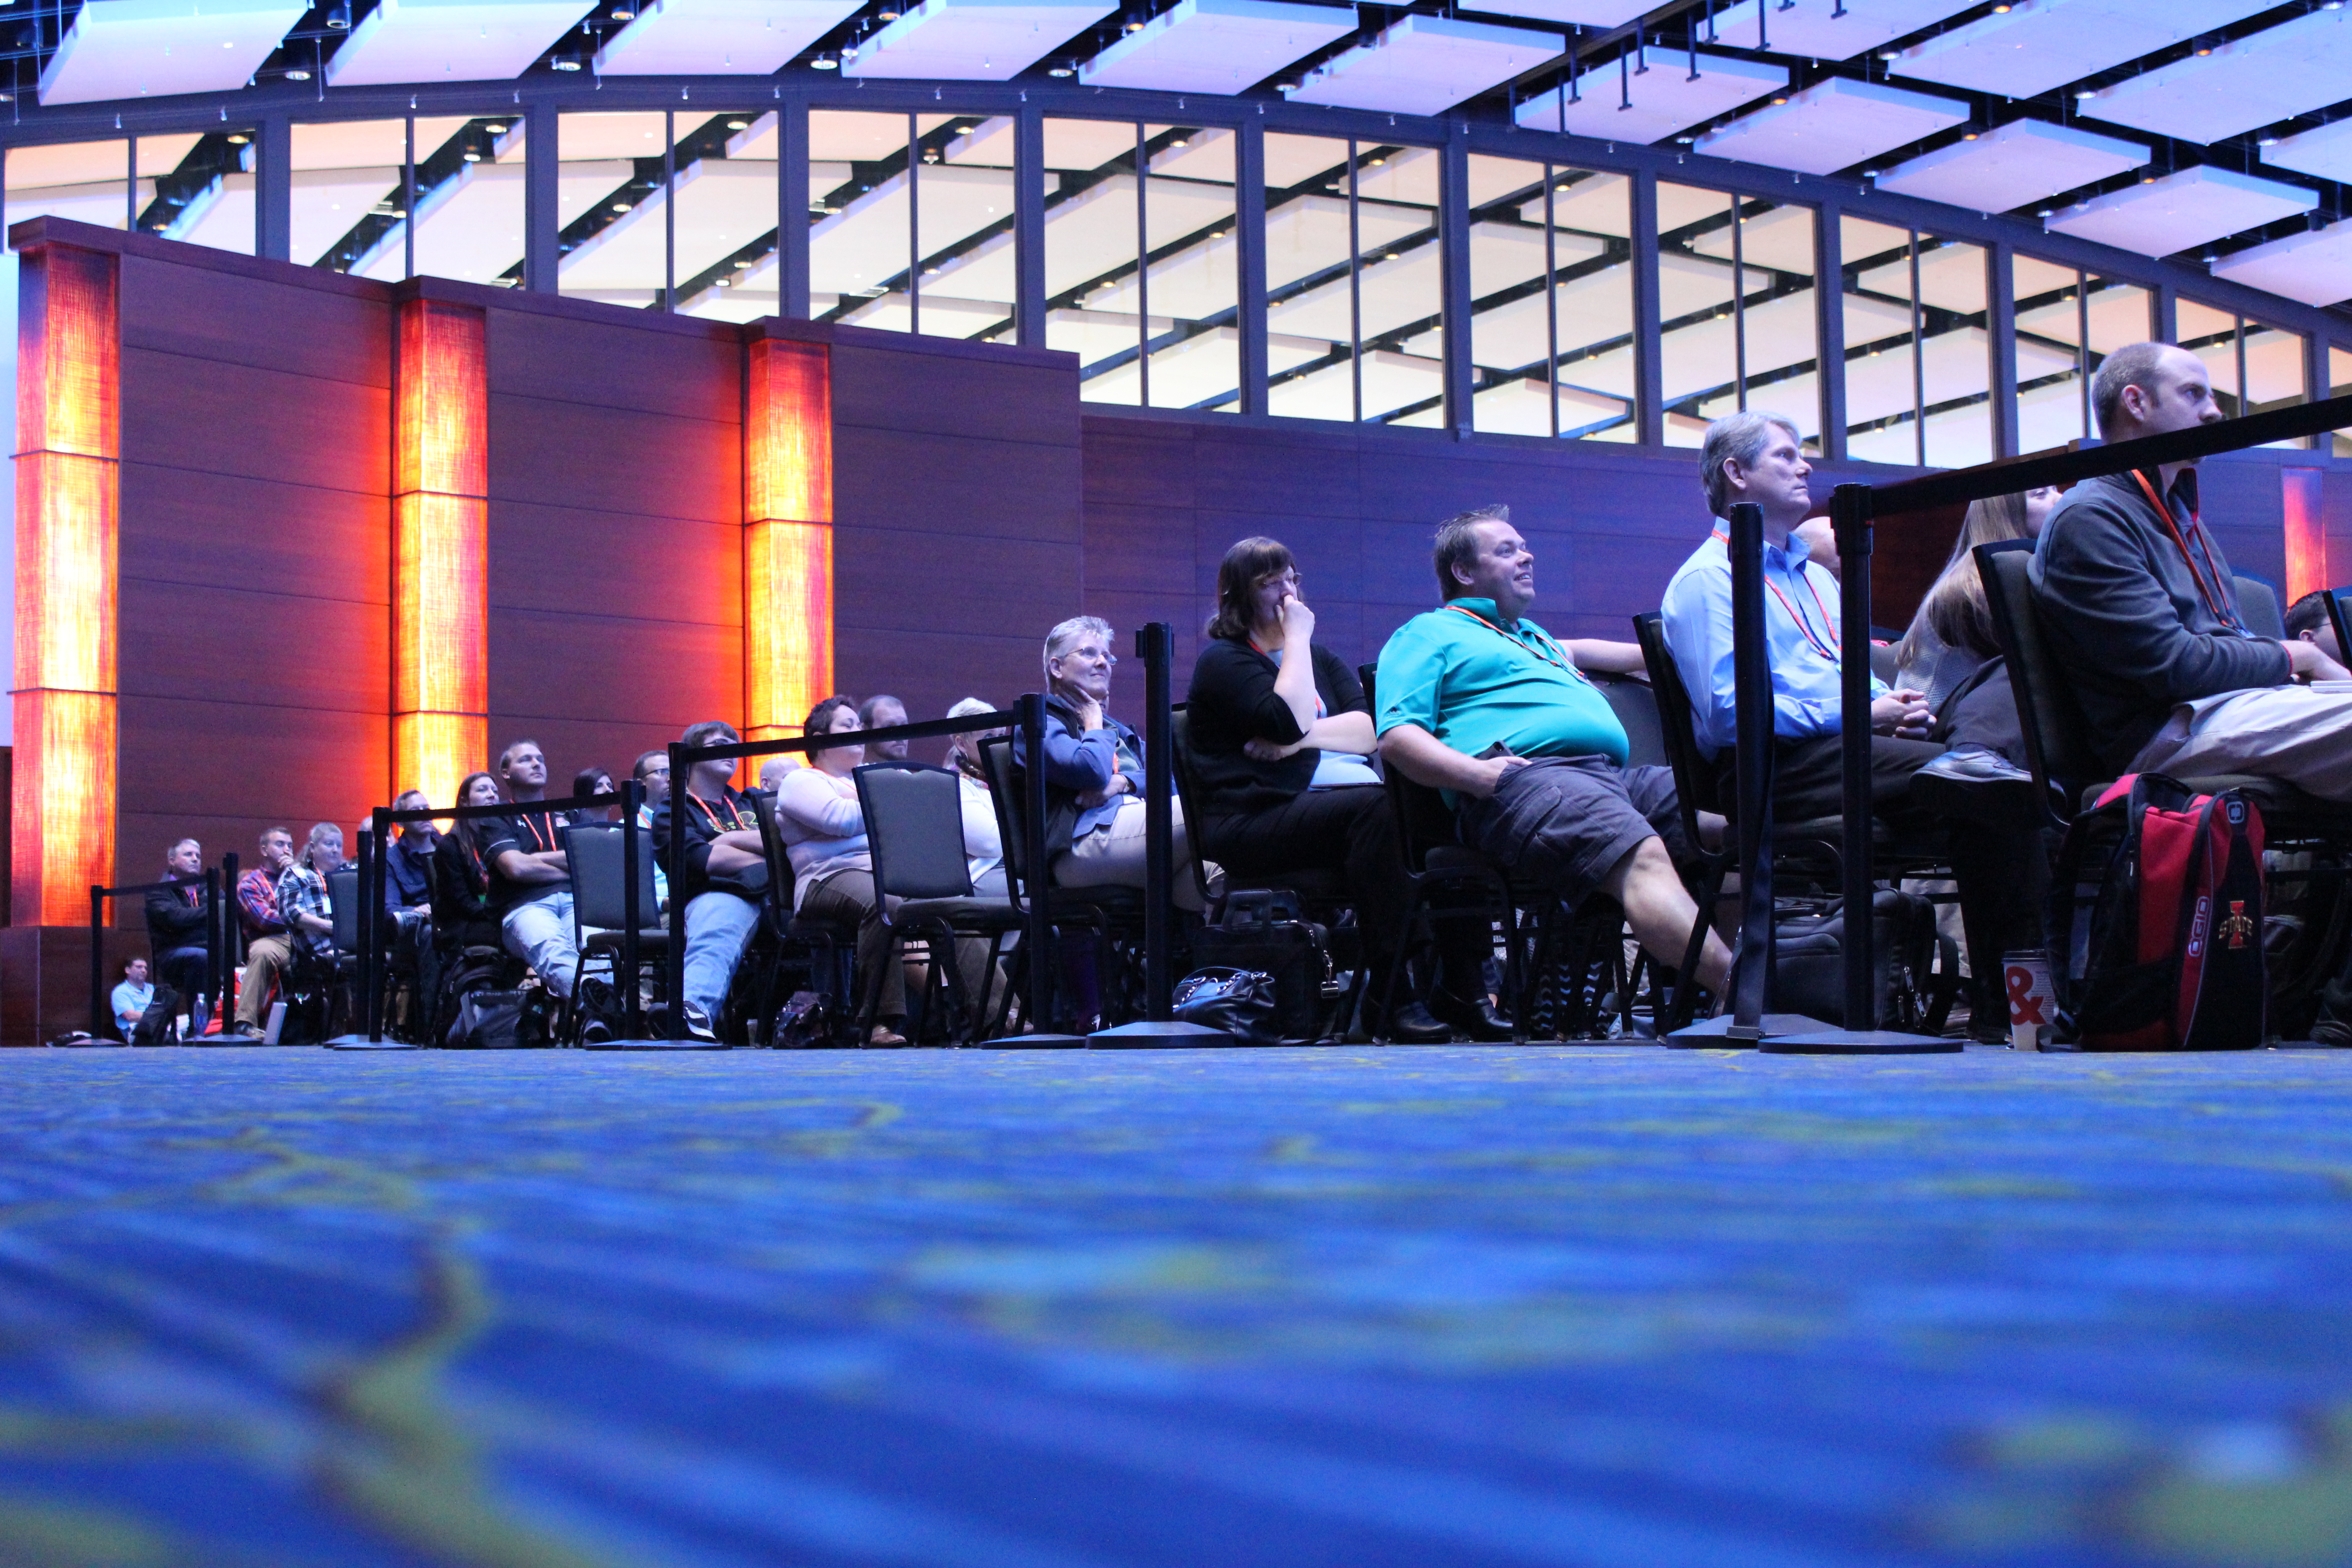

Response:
(580, 1015), (617, 1046)
(2313, 1016), (2352, 1049)
(680, 1001), (718, 1043)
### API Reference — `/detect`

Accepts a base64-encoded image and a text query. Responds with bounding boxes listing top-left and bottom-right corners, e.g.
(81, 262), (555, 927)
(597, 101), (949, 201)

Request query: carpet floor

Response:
(0, 1045), (2348, 1567)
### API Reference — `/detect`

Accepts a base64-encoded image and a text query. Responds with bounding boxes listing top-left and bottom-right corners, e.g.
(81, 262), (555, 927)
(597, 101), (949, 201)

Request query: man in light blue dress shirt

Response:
(1660, 409), (2034, 1036)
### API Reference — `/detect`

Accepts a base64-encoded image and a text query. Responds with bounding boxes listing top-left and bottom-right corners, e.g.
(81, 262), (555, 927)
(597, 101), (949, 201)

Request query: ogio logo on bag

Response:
(2187, 893), (2211, 958)
(2220, 900), (2255, 949)
(2226, 799), (2246, 826)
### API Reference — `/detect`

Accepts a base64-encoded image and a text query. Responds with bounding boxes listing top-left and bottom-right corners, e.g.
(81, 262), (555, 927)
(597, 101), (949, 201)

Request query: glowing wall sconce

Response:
(744, 335), (834, 743)
(12, 242), (120, 926)
(393, 297), (489, 813)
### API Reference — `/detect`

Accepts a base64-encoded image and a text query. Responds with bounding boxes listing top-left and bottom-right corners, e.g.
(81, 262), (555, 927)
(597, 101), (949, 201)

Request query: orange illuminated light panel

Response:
(393, 299), (489, 814)
(12, 243), (121, 925)
(2283, 466), (2327, 606)
(744, 337), (834, 742)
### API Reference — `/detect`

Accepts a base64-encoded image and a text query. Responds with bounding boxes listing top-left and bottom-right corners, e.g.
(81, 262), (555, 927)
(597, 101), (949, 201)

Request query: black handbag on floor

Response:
(1172, 968), (1280, 1046)
(1766, 889), (1951, 1030)
(1188, 890), (1332, 1042)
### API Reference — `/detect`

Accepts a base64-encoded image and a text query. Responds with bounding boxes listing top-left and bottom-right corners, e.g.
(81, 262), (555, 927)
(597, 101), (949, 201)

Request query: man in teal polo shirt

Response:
(1376, 505), (1732, 1000)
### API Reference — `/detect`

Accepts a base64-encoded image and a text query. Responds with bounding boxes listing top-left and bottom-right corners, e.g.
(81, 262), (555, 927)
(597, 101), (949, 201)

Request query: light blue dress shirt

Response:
(1660, 523), (1886, 758)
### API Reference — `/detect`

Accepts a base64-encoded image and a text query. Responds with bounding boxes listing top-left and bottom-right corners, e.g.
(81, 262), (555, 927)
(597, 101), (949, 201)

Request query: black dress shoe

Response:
(1364, 1000), (1451, 1044)
(1433, 991), (1517, 1042)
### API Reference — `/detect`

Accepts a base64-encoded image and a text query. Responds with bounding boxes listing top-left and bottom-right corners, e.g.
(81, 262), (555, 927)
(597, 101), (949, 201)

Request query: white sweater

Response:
(774, 767), (868, 906)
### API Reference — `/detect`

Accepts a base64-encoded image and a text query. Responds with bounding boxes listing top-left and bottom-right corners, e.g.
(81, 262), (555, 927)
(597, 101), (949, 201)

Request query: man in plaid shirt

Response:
(230, 826), (296, 1039)
(275, 823), (344, 961)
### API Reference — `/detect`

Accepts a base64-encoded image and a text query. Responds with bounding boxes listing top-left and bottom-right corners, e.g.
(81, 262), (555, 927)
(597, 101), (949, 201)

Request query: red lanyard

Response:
(1442, 604), (1588, 682)
(690, 791), (749, 833)
(1711, 529), (1840, 662)
(2130, 470), (2240, 631)
(518, 813), (557, 853)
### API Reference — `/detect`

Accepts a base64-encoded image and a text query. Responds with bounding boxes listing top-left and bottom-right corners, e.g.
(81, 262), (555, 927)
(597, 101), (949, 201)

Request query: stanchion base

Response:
(1663, 1013), (1833, 1049)
(978, 1033), (1089, 1050)
(1087, 1021), (1237, 1049)
(583, 1038), (732, 1051)
(323, 1035), (419, 1051)
(1762, 1029), (1960, 1055)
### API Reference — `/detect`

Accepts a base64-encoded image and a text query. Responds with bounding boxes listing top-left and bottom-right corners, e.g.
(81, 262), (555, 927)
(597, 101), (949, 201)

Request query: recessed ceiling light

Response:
(1770, 95), (1787, 104)
(612, 200), (631, 211)
(226, 132), (250, 143)
(714, 278), (730, 287)
(2260, 136), (2279, 145)
(1048, 64), (1071, 75)
(1122, 18), (1142, 30)
(2075, 89), (2096, 100)
(462, 149), (481, 161)
(1879, 49), (1899, 59)
(877, 7), (898, 15)
(1961, 131), (1978, 140)
(1861, 167), (1880, 176)
(812, 54), (837, 67)
(610, 6), (632, 15)
(726, 119), (747, 129)
(484, 123), (506, 132)
(2036, 207), (2052, 216)
(552, 55), (581, 68)
(285, 67), (311, 79)
(1990, 3), (2009, 11)
(2195, 45), (2210, 54)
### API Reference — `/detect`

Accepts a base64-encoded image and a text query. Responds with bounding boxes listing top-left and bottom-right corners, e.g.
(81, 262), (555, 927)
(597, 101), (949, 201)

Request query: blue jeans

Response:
(501, 892), (579, 999)
(683, 891), (760, 1018)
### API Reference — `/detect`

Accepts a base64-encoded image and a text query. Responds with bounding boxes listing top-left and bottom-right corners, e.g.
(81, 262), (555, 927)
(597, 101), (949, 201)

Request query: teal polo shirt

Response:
(1374, 598), (1629, 766)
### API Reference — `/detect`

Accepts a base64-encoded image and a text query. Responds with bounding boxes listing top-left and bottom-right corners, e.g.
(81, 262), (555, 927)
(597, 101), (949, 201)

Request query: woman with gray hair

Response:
(1039, 615), (1215, 911)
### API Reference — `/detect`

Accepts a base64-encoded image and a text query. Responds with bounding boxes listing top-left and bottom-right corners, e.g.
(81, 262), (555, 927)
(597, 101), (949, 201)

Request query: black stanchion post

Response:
(1769, 482), (1954, 1055)
(354, 828), (376, 1042)
(221, 853), (240, 1029)
(203, 867), (221, 1031)
(1834, 483), (1878, 1029)
(1020, 693), (1055, 1034)
(666, 743), (688, 1043)
(1668, 501), (1828, 1047)
(367, 808), (389, 1041)
(622, 777), (643, 1039)
(1087, 624), (1231, 1049)
(88, 885), (105, 1039)
(1140, 622), (1172, 1021)
(1727, 500), (1776, 1038)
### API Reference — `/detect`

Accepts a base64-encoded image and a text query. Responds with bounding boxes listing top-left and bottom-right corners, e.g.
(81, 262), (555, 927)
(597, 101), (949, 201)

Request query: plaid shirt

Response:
(235, 867), (285, 938)
(275, 863), (334, 957)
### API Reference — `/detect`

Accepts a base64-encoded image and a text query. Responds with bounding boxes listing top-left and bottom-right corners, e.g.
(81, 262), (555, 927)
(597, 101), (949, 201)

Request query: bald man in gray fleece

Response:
(2031, 341), (2351, 795)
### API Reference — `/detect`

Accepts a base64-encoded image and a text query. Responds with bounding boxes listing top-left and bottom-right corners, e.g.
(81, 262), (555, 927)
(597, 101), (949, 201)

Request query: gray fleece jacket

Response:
(2029, 468), (2290, 776)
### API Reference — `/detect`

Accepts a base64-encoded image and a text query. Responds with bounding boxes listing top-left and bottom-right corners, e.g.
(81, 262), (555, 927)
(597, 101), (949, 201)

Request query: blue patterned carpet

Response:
(1, 1045), (2351, 1567)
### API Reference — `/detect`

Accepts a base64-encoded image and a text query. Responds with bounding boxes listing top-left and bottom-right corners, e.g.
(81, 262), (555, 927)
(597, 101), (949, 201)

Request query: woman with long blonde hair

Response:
(1893, 486), (2063, 711)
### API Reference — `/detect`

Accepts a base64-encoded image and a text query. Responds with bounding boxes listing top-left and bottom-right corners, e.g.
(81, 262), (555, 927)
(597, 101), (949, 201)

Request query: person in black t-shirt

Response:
(651, 720), (767, 1041)
(474, 739), (579, 1002)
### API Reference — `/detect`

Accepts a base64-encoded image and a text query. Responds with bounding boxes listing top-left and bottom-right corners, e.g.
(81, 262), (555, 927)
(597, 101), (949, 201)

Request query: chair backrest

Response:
(1590, 672), (1667, 771)
(979, 735), (1037, 905)
(563, 822), (663, 933)
(1632, 613), (1721, 851)
(1165, 706), (1220, 908)
(2234, 574), (2285, 639)
(854, 763), (972, 904)
(2328, 588), (2352, 668)
(1975, 540), (2094, 818)
(743, 787), (795, 930)
(327, 865), (360, 954)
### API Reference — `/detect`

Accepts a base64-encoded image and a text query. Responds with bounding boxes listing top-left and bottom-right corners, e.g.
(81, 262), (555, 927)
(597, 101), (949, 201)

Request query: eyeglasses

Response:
(1064, 647), (1118, 665)
(1258, 571), (1303, 591)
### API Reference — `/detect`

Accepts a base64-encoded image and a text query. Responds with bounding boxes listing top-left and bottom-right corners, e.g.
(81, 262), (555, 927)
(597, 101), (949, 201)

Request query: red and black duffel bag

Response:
(2049, 772), (2266, 1051)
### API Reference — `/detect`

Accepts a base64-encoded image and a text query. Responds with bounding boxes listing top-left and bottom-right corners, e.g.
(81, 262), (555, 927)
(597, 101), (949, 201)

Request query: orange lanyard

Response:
(1711, 529), (1840, 662)
(2130, 470), (2240, 631)
(690, 791), (749, 833)
(518, 813), (557, 853)
(1442, 604), (1588, 682)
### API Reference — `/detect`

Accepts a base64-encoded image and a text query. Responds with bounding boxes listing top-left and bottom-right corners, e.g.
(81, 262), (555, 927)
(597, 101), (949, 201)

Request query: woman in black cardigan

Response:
(1187, 537), (1503, 1042)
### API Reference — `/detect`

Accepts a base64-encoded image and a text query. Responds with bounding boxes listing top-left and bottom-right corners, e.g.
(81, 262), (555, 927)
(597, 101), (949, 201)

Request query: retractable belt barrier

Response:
(1752, 387), (2352, 1051)
(663, 704), (1032, 1046)
(87, 868), (222, 1039)
(342, 785), (624, 1047)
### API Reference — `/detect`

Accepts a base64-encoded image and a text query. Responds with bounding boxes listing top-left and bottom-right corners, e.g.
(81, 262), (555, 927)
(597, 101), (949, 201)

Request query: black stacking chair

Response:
(1352, 662), (1542, 1041)
(2327, 589), (2352, 667)
(979, 734), (1139, 1030)
(854, 762), (1026, 1045)
(2234, 574), (2286, 639)
(1591, 671), (1667, 772)
(563, 821), (670, 1042)
(1166, 706), (1365, 1036)
(745, 785), (861, 1047)
(273, 863), (363, 1042)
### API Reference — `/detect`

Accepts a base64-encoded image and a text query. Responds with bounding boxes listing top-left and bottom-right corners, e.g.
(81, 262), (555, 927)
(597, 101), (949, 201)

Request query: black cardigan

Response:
(1185, 636), (1368, 813)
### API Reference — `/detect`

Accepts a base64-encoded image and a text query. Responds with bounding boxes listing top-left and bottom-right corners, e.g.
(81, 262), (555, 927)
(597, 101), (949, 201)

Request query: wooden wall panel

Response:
(120, 466), (390, 601)
(487, 394), (741, 526)
(121, 349), (391, 497)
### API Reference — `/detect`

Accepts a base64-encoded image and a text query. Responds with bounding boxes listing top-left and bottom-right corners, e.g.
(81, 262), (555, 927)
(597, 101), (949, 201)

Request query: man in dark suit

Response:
(144, 838), (211, 1004)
